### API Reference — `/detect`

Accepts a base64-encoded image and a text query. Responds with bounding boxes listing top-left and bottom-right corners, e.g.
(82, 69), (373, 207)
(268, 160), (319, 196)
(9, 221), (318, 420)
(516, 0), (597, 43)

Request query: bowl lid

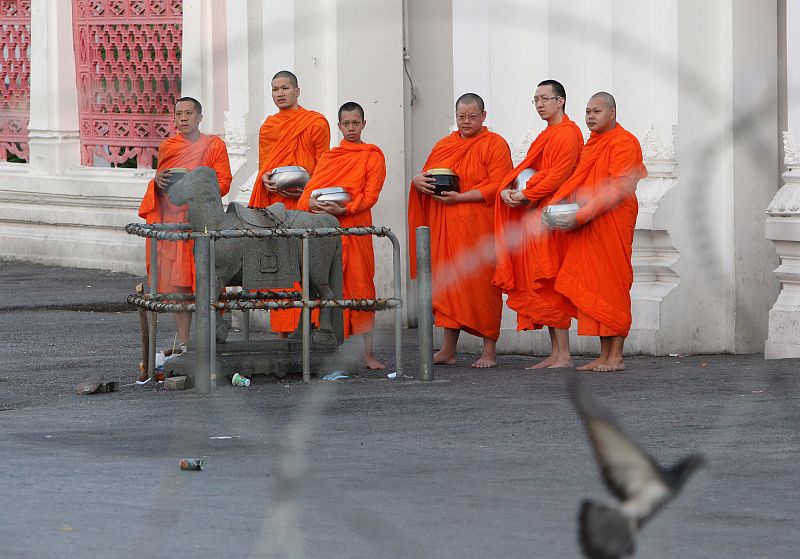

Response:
(427, 168), (457, 176)
(544, 203), (579, 213)
(270, 165), (308, 174)
(167, 167), (189, 173)
(311, 186), (348, 198)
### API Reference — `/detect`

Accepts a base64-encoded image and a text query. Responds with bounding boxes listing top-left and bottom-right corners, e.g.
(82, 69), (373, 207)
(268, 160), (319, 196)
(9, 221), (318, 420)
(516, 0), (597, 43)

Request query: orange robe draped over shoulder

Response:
(248, 106), (330, 333)
(408, 128), (513, 341)
(551, 123), (647, 337)
(297, 141), (386, 338)
(138, 133), (232, 293)
(248, 106), (330, 210)
(493, 115), (583, 331)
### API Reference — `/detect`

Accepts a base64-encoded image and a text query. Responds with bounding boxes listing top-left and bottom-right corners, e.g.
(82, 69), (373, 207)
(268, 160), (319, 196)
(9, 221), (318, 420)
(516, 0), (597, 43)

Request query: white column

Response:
(335, 0), (406, 326)
(765, 0), (800, 358)
(26, 0), (79, 174)
(261, 0), (295, 105)
(223, 0), (251, 188)
(452, 0), (490, 114)
(181, 0), (227, 135)
(622, 0), (680, 354)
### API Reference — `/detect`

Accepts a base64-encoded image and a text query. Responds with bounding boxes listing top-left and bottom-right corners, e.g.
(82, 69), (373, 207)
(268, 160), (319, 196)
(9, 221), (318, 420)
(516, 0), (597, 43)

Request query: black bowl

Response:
(427, 168), (460, 195)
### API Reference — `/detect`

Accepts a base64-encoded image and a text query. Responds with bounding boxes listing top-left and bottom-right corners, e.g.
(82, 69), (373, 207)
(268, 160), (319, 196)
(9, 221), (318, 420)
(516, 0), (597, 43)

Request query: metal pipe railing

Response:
(128, 222), (405, 388)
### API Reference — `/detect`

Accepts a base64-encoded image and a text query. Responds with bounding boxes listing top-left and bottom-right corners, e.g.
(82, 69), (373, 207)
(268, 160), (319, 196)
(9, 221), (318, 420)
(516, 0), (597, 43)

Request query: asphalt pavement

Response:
(0, 260), (798, 558)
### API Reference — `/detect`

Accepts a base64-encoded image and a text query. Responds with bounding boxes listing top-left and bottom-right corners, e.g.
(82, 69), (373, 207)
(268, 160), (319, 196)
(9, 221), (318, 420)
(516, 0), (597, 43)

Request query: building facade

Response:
(0, 0), (795, 357)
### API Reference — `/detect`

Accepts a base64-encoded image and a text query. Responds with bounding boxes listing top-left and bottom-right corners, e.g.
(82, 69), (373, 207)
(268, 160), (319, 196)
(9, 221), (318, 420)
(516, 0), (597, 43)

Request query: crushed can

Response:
(231, 373), (251, 387)
(179, 458), (203, 471)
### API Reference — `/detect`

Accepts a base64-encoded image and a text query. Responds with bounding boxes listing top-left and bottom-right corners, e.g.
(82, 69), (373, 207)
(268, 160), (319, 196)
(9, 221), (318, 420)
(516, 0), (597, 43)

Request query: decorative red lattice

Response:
(0, 0), (31, 162)
(72, 0), (183, 168)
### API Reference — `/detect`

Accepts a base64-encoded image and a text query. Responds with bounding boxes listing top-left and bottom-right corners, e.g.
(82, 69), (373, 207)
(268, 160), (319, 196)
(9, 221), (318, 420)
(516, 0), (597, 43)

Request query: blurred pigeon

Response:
(567, 376), (706, 559)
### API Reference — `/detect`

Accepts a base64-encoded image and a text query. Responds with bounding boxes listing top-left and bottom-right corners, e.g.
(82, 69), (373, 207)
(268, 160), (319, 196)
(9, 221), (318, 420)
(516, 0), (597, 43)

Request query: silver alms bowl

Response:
(542, 202), (579, 228)
(514, 168), (536, 191)
(311, 186), (352, 204)
(270, 166), (310, 194)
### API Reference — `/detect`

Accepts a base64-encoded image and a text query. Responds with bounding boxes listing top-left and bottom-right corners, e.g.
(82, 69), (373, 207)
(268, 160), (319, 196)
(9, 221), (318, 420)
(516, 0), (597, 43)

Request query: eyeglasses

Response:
(455, 113), (482, 122)
(531, 96), (561, 105)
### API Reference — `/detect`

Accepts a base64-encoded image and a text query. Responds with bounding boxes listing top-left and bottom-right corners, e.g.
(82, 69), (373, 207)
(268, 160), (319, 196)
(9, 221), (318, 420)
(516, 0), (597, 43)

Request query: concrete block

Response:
(164, 376), (188, 390)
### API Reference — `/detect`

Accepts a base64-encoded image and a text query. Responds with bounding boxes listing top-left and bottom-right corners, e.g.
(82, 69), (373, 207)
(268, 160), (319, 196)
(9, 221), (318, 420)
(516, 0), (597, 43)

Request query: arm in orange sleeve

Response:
(345, 152), (386, 215)
(575, 138), (641, 225)
(522, 132), (582, 204)
(205, 138), (233, 197)
(311, 119), (331, 164)
(476, 135), (514, 204)
(574, 176), (637, 225)
(138, 141), (172, 220)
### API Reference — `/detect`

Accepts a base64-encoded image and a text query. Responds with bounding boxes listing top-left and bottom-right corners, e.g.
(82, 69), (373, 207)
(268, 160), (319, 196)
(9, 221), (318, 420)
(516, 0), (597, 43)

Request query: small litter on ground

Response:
(322, 372), (351, 381)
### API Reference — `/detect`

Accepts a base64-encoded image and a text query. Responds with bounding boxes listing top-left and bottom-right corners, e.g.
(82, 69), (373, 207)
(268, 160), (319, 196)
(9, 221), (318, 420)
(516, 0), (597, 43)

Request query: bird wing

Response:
(568, 376), (668, 504)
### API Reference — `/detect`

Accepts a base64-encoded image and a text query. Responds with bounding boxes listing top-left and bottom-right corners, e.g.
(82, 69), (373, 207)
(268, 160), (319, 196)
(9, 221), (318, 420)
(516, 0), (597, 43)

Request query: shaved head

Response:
(456, 92), (485, 113)
(591, 91), (616, 110)
(272, 70), (298, 88)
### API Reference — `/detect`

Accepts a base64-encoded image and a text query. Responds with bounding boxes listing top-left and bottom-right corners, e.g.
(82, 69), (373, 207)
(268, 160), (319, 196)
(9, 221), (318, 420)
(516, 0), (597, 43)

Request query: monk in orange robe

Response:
(248, 70), (331, 336)
(297, 102), (387, 369)
(493, 79), (583, 369)
(547, 92), (647, 372)
(138, 96), (232, 347)
(408, 93), (513, 368)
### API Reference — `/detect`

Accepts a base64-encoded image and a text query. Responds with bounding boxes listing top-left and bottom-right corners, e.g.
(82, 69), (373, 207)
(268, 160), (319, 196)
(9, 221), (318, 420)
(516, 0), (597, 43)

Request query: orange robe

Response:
(248, 106), (330, 210)
(248, 106), (330, 333)
(551, 123), (647, 337)
(297, 140), (386, 337)
(408, 128), (513, 341)
(493, 115), (583, 330)
(138, 133), (232, 293)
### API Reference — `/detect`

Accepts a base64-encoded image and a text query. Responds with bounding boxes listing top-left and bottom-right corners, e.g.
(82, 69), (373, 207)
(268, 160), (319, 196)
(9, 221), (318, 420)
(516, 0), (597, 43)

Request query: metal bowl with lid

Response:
(310, 186), (352, 205)
(542, 202), (580, 228)
(514, 168), (536, 191)
(269, 166), (310, 195)
(426, 168), (460, 195)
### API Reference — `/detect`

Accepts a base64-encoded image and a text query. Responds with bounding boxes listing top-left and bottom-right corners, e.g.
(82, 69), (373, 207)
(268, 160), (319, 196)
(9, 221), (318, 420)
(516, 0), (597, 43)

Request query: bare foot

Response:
(576, 358), (606, 371)
(434, 349), (457, 365)
(526, 355), (557, 369)
(593, 359), (625, 372)
(546, 358), (574, 369)
(471, 356), (497, 368)
(365, 355), (386, 370)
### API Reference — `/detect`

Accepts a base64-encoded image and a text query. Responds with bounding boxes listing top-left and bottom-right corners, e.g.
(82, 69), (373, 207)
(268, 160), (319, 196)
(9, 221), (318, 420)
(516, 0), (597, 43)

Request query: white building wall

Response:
(0, 0), (788, 355)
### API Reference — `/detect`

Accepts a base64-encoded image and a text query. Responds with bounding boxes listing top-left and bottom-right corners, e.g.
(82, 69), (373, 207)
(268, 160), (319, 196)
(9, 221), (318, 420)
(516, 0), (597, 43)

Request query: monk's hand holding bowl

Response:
(262, 174), (279, 194)
(551, 212), (578, 230)
(281, 189), (302, 200)
(321, 201), (346, 216)
(432, 190), (462, 205)
(154, 169), (172, 191)
(501, 189), (527, 208)
(412, 172), (437, 196)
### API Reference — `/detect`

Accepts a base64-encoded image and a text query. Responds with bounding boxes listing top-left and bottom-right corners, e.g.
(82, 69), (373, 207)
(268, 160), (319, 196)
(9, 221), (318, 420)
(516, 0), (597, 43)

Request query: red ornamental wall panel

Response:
(72, 0), (183, 168)
(0, 0), (31, 162)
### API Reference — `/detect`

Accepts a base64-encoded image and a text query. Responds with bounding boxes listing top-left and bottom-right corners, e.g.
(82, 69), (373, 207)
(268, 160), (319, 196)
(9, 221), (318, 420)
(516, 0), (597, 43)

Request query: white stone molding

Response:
(765, 132), (800, 357)
(631, 124), (680, 353)
(223, 110), (250, 181)
(767, 131), (800, 217)
(509, 125), (536, 166)
(782, 131), (800, 166)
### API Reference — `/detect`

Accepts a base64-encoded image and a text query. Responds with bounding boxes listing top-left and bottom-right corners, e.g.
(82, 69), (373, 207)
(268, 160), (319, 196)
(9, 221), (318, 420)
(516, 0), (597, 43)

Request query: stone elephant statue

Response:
(165, 166), (344, 347)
